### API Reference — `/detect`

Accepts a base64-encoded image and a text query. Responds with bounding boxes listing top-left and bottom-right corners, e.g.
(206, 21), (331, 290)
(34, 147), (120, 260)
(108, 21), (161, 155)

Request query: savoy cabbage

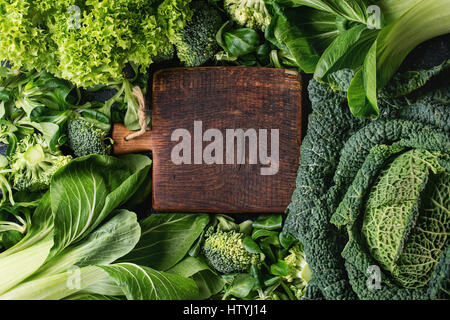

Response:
(284, 60), (450, 300)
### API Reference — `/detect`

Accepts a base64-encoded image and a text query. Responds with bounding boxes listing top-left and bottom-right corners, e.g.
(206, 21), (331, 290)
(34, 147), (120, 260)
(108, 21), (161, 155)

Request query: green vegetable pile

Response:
(284, 61), (450, 300)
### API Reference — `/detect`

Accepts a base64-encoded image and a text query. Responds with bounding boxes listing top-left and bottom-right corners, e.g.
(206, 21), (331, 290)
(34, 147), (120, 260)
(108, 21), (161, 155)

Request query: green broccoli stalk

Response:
(0, 155), (14, 205)
(10, 134), (71, 192)
(224, 0), (271, 31)
(67, 119), (112, 157)
(173, 1), (223, 67)
(202, 227), (260, 273)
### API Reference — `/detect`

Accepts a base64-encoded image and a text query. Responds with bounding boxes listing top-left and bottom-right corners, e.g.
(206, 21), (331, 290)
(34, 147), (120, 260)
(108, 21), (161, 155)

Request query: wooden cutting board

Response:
(112, 67), (302, 213)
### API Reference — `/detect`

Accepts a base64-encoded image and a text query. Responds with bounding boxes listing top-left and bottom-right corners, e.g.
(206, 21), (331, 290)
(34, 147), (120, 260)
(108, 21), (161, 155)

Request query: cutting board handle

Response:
(112, 124), (153, 154)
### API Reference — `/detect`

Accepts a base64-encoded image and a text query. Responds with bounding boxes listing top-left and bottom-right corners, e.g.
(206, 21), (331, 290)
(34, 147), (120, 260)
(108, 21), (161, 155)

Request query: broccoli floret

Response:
(10, 134), (71, 192)
(283, 244), (312, 299)
(224, 0), (271, 31)
(173, 1), (223, 67)
(202, 227), (260, 273)
(67, 119), (112, 157)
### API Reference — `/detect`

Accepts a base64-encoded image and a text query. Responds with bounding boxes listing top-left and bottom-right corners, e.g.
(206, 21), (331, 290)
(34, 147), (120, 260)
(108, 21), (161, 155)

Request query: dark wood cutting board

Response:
(112, 67), (302, 213)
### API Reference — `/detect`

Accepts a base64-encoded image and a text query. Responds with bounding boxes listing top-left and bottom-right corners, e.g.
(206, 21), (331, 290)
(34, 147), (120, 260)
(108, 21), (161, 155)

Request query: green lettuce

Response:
(0, 0), (193, 88)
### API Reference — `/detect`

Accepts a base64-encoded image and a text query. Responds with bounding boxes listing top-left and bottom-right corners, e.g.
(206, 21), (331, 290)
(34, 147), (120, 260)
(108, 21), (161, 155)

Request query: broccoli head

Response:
(10, 134), (71, 192)
(202, 227), (260, 273)
(224, 0), (271, 31)
(67, 119), (112, 157)
(173, 1), (223, 67)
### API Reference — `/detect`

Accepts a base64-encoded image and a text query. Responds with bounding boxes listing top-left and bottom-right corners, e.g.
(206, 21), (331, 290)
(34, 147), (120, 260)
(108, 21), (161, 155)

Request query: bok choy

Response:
(0, 154), (199, 300)
(269, 0), (450, 117)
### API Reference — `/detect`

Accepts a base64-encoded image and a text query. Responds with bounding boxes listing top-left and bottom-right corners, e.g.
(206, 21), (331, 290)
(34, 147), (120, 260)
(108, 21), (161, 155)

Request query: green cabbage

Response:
(362, 149), (449, 289)
(285, 61), (450, 300)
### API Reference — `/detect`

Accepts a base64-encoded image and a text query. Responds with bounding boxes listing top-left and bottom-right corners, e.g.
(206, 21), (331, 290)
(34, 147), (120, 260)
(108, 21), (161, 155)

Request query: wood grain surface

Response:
(112, 67), (302, 213)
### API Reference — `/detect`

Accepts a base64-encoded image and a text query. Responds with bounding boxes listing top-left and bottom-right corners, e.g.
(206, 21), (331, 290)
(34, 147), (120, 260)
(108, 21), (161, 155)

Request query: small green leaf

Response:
(270, 260), (290, 276)
(100, 263), (199, 300)
(188, 231), (204, 257)
(347, 68), (378, 118)
(223, 28), (260, 57)
(239, 220), (253, 235)
(224, 273), (256, 299)
(279, 231), (298, 249)
(250, 265), (264, 290)
(216, 215), (239, 232)
(264, 276), (281, 287)
(243, 236), (264, 254)
(252, 214), (283, 230)
(256, 42), (271, 65)
(260, 235), (280, 247)
(252, 229), (279, 240)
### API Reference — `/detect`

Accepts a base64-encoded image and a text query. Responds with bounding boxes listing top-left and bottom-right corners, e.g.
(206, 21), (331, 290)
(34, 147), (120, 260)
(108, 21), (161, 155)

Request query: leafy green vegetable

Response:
(0, 154), (207, 300)
(279, 0), (378, 25)
(216, 21), (261, 59)
(0, 154), (150, 295)
(168, 256), (226, 299)
(252, 214), (283, 230)
(99, 263), (199, 300)
(266, 3), (339, 73)
(0, 155), (13, 205)
(194, 214), (309, 300)
(360, 149), (448, 288)
(0, 0), (193, 88)
(348, 0), (450, 117)
(0, 69), (113, 152)
(222, 273), (256, 299)
(270, 0), (450, 117)
(0, 1), (52, 73)
(284, 63), (450, 300)
(119, 213), (210, 271)
(283, 243), (311, 299)
(270, 260), (290, 276)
